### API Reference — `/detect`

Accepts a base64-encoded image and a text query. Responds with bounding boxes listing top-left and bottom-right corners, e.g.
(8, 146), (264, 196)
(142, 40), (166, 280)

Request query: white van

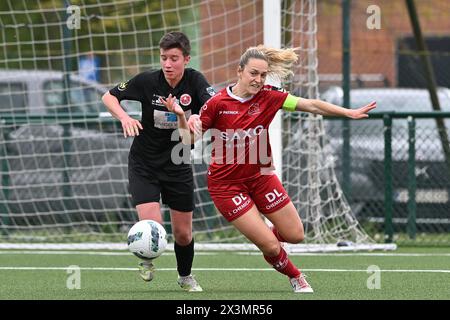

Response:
(0, 70), (136, 224)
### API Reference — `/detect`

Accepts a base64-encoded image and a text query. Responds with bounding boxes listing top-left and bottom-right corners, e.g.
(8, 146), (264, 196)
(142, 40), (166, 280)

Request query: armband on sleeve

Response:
(282, 94), (300, 112)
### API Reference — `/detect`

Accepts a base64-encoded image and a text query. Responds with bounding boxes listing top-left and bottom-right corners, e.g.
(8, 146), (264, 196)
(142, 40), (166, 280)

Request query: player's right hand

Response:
(187, 114), (202, 136)
(120, 116), (143, 138)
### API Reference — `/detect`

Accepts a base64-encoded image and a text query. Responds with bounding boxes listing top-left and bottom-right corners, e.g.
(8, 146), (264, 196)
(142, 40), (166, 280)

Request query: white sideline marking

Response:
(237, 252), (450, 257)
(1, 267), (450, 273)
(1, 250), (450, 257)
(0, 251), (131, 256)
(0, 251), (217, 256)
(0, 243), (397, 252)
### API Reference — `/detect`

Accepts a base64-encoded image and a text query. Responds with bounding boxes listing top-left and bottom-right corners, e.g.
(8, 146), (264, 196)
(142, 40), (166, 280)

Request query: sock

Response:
(264, 247), (301, 278)
(271, 226), (287, 242)
(174, 238), (194, 277)
(141, 259), (153, 267)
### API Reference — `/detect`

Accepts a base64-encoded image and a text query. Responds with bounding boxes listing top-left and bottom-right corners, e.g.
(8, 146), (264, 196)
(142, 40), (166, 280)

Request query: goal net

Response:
(0, 0), (395, 251)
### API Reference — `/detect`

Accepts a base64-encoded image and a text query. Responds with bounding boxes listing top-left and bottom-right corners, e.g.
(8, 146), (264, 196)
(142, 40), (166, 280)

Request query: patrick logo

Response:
(180, 94), (192, 106)
(248, 103), (261, 116)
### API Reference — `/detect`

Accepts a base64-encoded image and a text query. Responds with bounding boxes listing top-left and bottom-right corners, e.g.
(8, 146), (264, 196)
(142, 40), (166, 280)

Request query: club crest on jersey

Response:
(206, 86), (216, 96)
(118, 80), (129, 91)
(180, 94), (192, 106)
(248, 103), (261, 116)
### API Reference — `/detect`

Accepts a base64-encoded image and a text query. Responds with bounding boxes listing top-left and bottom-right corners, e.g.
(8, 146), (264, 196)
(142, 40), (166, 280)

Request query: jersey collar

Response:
(226, 85), (254, 103)
(160, 69), (186, 90)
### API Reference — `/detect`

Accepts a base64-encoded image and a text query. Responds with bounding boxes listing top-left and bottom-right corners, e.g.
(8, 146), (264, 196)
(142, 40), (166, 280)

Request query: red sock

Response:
(271, 226), (287, 242)
(264, 247), (301, 278)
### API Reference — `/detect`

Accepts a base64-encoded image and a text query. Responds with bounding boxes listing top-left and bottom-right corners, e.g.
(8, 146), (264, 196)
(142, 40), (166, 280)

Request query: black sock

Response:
(174, 239), (194, 277)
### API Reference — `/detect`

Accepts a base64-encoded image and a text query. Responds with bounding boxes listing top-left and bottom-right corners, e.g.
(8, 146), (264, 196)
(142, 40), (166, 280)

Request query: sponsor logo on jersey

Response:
(165, 113), (178, 122)
(219, 125), (264, 141)
(118, 80), (129, 91)
(248, 103), (261, 116)
(154, 109), (191, 129)
(180, 93), (192, 106)
(206, 86), (216, 96)
(218, 110), (239, 115)
(153, 94), (184, 108)
(152, 94), (167, 106)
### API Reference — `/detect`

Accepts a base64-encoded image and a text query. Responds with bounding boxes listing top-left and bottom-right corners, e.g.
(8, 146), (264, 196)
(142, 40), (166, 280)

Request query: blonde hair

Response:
(239, 45), (298, 80)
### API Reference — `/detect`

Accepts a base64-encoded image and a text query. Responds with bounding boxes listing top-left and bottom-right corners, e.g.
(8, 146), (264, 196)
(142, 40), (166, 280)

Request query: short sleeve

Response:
(268, 86), (289, 111)
(109, 73), (146, 103)
(199, 98), (217, 132)
(192, 71), (216, 115)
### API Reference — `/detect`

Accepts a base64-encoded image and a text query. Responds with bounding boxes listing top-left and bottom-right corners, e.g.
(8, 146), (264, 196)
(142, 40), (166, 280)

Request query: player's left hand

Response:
(347, 101), (376, 119)
(159, 94), (185, 116)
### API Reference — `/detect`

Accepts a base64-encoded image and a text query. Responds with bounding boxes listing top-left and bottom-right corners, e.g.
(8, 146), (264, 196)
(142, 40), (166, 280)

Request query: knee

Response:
(284, 226), (305, 244)
(289, 233), (304, 244)
(173, 228), (192, 246)
(261, 239), (281, 257)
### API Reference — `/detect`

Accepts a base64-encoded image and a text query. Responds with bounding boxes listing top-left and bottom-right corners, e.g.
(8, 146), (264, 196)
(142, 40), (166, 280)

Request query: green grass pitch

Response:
(0, 247), (449, 300)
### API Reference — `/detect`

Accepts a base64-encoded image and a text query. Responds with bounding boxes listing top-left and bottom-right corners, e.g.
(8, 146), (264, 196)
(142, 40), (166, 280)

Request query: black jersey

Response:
(109, 68), (215, 169)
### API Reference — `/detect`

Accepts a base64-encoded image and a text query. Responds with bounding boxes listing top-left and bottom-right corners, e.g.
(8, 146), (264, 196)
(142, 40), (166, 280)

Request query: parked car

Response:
(320, 86), (450, 230)
(0, 69), (140, 115)
(0, 70), (138, 228)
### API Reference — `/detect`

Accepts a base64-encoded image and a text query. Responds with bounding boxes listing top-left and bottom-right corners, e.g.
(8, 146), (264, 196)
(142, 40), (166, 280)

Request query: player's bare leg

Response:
(232, 205), (313, 293)
(264, 201), (304, 244)
(170, 209), (202, 292)
(135, 202), (162, 282)
(136, 202), (163, 223)
(231, 205), (281, 256)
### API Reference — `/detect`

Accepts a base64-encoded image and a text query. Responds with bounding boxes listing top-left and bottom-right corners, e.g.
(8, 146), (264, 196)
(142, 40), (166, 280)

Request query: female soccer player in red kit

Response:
(161, 46), (376, 293)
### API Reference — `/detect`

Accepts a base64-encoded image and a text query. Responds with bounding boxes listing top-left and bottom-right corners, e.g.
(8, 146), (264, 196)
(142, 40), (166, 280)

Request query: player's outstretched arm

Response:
(295, 98), (376, 119)
(159, 94), (198, 145)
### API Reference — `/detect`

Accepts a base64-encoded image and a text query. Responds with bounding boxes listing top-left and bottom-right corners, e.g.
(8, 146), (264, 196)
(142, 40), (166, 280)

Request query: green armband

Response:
(282, 94), (299, 112)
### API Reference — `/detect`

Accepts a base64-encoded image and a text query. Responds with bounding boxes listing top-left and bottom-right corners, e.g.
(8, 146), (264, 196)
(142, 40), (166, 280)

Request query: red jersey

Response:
(200, 85), (289, 182)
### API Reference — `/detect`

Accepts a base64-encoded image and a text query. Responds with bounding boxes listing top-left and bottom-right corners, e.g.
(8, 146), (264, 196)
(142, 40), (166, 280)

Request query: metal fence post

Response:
(407, 116), (417, 239)
(383, 114), (393, 243)
(342, 0), (352, 201)
(0, 121), (10, 236)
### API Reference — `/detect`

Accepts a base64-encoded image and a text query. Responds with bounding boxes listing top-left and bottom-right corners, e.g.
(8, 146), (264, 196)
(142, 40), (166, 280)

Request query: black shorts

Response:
(128, 157), (194, 212)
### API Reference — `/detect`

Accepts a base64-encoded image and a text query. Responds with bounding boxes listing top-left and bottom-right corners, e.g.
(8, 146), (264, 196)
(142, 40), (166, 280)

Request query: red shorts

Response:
(207, 174), (291, 222)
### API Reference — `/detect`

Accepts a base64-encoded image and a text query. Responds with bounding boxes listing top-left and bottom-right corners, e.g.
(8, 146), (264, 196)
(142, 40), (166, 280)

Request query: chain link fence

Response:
(316, 0), (450, 245)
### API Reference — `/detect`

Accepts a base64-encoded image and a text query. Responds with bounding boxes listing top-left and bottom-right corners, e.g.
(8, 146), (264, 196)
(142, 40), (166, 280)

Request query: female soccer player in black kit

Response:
(102, 31), (215, 292)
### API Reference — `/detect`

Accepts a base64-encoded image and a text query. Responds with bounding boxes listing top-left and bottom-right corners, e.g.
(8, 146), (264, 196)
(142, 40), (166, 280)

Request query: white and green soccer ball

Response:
(127, 220), (168, 260)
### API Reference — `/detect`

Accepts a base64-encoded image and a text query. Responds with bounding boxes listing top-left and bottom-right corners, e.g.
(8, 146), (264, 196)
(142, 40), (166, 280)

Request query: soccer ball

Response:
(127, 220), (168, 260)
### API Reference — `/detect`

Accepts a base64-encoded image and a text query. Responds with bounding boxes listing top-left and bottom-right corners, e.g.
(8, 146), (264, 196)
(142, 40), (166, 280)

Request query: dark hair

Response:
(159, 31), (191, 56)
